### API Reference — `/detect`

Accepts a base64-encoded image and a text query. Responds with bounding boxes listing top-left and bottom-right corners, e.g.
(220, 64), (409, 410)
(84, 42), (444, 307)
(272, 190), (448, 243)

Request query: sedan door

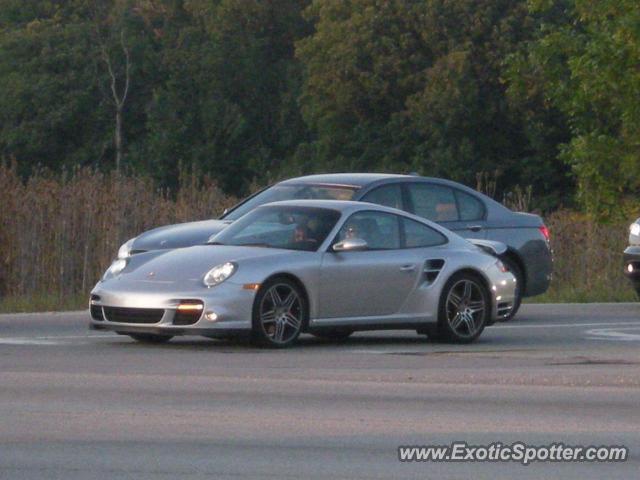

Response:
(318, 211), (421, 319)
(404, 182), (488, 239)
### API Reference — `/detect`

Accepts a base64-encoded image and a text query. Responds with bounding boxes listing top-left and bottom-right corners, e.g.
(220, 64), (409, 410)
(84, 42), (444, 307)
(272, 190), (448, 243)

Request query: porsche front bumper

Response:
(89, 279), (255, 337)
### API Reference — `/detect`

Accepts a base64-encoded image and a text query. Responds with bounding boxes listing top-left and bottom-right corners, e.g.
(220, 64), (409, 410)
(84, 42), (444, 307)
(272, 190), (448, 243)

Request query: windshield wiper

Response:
(207, 241), (225, 245)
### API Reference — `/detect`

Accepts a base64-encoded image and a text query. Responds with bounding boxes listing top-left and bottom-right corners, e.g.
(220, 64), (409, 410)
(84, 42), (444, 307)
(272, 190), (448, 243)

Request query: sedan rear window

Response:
(360, 184), (403, 210)
(223, 184), (358, 221)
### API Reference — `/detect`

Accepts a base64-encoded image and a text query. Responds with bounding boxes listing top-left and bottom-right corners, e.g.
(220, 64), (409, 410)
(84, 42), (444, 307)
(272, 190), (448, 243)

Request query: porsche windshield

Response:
(211, 206), (341, 252)
(222, 184), (357, 221)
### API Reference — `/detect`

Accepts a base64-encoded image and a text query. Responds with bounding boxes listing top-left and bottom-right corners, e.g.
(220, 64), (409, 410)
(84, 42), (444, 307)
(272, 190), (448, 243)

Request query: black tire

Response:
(251, 277), (307, 348)
(416, 325), (438, 340)
(434, 272), (490, 343)
(128, 333), (173, 344)
(501, 256), (523, 321)
(311, 329), (354, 341)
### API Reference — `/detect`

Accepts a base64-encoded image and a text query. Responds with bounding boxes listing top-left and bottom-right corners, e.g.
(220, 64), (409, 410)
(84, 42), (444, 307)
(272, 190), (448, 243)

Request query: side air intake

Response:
(423, 259), (445, 284)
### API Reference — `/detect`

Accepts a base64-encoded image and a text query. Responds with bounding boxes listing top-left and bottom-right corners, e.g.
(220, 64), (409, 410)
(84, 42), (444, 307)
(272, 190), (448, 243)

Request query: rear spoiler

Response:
(469, 239), (507, 257)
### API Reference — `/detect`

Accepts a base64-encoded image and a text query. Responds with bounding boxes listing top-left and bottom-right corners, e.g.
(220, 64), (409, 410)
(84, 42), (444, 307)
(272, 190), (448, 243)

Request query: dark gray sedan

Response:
(116, 174), (552, 318)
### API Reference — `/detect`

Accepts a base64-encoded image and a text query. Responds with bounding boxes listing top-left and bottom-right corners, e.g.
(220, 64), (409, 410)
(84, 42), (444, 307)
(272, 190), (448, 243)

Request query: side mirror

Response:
(222, 208), (229, 216)
(332, 238), (368, 252)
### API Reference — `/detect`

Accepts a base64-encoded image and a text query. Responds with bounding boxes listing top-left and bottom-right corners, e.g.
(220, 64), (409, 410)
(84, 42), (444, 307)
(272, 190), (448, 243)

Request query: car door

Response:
(318, 211), (421, 319)
(404, 182), (488, 239)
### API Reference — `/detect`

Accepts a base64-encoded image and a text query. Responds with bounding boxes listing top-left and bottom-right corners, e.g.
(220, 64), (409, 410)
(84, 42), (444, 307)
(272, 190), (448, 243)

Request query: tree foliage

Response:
(509, 0), (640, 217)
(295, 0), (572, 205)
(0, 0), (637, 212)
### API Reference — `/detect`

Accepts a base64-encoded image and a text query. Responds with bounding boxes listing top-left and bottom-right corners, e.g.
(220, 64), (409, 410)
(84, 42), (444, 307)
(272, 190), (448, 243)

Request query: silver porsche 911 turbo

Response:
(90, 201), (516, 347)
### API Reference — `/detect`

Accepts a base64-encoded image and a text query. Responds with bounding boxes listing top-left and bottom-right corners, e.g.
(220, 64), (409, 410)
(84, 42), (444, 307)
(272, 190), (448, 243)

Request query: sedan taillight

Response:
(539, 225), (550, 242)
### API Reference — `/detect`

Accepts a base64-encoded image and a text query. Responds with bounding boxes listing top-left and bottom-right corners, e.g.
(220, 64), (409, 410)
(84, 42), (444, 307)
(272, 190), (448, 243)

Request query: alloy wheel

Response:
(259, 283), (303, 345)
(445, 279), (486, 339)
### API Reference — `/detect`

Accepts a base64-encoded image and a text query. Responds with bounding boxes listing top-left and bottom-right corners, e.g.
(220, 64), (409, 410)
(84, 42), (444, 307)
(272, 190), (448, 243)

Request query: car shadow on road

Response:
(105, 330), (513, 352)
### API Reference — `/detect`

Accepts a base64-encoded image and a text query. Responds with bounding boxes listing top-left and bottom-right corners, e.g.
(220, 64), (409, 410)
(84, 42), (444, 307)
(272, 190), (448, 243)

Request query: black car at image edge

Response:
(624, 218), (640, 296)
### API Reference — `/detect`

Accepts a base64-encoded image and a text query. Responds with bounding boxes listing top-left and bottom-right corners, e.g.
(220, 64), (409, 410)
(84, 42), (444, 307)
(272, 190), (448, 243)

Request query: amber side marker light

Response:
(176, 303), (204, 311)
(243, 283), (261, 291)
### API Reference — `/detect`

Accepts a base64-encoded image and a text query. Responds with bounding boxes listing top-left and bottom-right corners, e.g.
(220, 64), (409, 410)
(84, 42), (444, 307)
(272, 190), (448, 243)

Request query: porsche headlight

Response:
(203, 262), (236, 287)
(630, 223), (640, 237)
(102, 258), (127, 281)
(118, 238), (136, 259)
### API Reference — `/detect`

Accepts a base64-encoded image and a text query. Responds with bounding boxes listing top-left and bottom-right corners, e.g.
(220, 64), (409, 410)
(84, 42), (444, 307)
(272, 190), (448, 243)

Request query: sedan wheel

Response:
(252, 278), (306, 348)
(436, 273), (489, 343)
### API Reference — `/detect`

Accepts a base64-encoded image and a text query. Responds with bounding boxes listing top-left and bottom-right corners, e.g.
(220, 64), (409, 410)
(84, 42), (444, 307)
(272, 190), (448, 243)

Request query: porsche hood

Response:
(113, 245), (293, 285)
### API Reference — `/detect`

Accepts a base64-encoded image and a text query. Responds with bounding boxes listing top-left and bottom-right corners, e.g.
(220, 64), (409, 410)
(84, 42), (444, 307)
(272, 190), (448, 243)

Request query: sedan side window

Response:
(402, 218), (447, 248)
(455, 190), (485, 221)
(338, 211), (401, 250)
(360, 184), (403, 210)
(407, 183), (459, 222)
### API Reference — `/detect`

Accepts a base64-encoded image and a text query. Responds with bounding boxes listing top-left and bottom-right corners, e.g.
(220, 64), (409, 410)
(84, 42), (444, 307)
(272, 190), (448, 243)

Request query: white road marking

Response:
(492, 321), (640, 329)
(0, 338), (64, 345)
(585, 326), (640, 342)
(0, 334), (119, 346)
(28, 334), (118, 340)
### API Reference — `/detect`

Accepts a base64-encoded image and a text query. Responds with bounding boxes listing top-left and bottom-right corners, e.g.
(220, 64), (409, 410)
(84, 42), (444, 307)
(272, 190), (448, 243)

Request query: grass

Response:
(0, 293), (88, 314)
(0, 165), (637, 313)
(0, 162), (236, 309)
(525, 285), (638, 304)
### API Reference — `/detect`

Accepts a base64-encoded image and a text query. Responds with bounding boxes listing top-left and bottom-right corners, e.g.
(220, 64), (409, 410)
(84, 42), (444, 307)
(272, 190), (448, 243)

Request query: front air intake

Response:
(103, 307), (164, 324)
(90, 305), (104, 321)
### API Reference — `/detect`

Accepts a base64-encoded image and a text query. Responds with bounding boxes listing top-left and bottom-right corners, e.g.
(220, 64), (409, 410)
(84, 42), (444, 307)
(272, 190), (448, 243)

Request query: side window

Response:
(360, 184), (403, 210)
(402, 218), (447, 248)
(337, 211), (401, 250)
(455, 190), (485, 221)
(407, 183), (459, 222)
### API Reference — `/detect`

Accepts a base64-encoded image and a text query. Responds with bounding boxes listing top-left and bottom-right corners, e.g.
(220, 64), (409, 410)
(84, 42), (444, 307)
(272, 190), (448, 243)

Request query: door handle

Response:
(468, 225), (483, 232)
(400, 265), (416, 272)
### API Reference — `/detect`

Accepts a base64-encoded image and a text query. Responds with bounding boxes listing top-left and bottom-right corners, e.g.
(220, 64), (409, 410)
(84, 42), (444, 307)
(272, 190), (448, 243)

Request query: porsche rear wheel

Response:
(435, 272), (489, 343)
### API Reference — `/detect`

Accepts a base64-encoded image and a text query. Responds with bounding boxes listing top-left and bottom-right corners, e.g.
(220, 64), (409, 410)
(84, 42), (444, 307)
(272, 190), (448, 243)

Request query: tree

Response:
(93, 4), (133, 173)
(0, 0), (161, 175)
(137, 0), (311, 194)
(510, 0), (640, 218)
(295, 0), (571, 206)
(0, 1), (107, 174)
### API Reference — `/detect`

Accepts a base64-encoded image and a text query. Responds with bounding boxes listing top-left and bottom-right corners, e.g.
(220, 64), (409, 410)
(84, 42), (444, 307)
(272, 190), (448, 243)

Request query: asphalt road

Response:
(1, 303), (640, 479)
